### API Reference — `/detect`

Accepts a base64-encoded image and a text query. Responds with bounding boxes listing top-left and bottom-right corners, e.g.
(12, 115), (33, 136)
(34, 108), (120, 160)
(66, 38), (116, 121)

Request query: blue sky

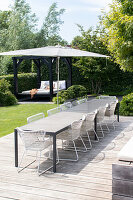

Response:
(0, 0), (113, 43)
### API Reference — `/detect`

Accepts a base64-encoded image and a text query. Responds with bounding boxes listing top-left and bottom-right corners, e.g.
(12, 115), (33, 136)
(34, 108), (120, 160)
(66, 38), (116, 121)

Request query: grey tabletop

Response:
(20, 99), (115, 135)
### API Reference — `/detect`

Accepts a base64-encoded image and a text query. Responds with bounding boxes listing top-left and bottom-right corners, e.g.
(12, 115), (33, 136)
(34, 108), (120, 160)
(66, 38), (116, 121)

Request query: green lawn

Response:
(0, 104), (57, 137)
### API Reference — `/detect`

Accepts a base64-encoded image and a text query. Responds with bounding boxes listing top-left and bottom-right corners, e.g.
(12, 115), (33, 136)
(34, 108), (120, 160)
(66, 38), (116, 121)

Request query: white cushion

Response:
(118, 137), (133, 162)
(40, 81), (49, 89)
(40, 80), (66, 90)
(59, 80), (66, 89)
(53, 81), (57, 89)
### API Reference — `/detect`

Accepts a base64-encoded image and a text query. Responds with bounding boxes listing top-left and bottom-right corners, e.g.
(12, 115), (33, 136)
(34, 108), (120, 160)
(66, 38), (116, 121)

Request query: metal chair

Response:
(47, 107), (60, 116)
(17, 128), (59, 175)
(57, 119), (86, 161)
(71, 100), (79, 106)
(60, 102), (72, 111)
(81, 111), (99, 150)
(104, 101), (118, 130)
(98, 95), (117, 100)
(77, 98), (87, 104)
(27, 113), (45, 123)
(97, 104), (109, 138)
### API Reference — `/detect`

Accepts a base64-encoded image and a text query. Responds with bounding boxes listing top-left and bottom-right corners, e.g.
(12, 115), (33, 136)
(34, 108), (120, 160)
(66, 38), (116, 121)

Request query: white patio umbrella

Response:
(0, 45), (109, 105)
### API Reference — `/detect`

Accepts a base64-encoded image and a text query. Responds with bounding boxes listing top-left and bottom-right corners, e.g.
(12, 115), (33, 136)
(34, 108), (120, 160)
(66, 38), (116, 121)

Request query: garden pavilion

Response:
(0, 45), (109, 101)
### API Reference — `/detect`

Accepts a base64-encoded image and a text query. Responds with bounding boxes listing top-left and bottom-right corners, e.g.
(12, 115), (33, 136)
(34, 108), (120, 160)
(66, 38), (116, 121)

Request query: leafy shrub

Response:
(58, 90), (69, 101)
(0, 79), (18, 106)
(52, 90), (68, 104)
(0, 91), (18, 106)
(52, 96), (64, 104)
(0, 78), (10, 93)
(67, 85), (87, 99)
(119, 93), (133, 116)
(52, 85), (87, 104)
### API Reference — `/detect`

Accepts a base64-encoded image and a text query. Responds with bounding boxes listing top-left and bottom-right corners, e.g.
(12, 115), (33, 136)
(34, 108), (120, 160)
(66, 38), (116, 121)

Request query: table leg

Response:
(14, 129), (18, 167)
(94, 115), (97, 140)
(53, 134), (56, 173)
(117, 102), (120, 122)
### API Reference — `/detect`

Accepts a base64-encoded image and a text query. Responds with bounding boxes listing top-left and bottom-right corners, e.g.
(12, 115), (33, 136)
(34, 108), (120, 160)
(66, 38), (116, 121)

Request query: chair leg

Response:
(79, 136), (88, 151)
(38, 148), (60, 176)
(62, 137), (87, 152)
(105, 122), (110, 133)
(59, 140), (79, 162)
(73, 140), (79, 161)
(37, 151), (41, 175)
(18, 150), (36, 173)
(85, 132), (92, 150)
(112, 121), (116, 130)
(92, 129), (99, 142)
(81, 129), (99, 144)
(97, 123), (104, 138)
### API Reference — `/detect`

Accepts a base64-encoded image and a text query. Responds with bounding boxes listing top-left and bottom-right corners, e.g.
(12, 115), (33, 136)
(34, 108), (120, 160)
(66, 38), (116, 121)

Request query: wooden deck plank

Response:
(0, 116), (133, 200)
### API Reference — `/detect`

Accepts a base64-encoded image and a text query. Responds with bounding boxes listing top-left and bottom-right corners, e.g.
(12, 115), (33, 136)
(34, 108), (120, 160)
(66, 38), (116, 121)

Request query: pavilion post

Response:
(63, 57), (72, 88)
(13, 57), (18, 97)
(68, 57), (72, 88)
(33, 59), (41, 88)
(37, 59), (41, 88)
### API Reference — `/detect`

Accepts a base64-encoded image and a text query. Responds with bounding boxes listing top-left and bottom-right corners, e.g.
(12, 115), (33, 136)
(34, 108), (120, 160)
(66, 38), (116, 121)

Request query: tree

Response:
(6, 0), (37, 51)
(71, 25), (114, 94)
(36, 2), (67, 47)
(0, 11), (11, 51)
(0, 1), (67, 75)
(0, 0), (38, 74)
(102, 0), (133, 71)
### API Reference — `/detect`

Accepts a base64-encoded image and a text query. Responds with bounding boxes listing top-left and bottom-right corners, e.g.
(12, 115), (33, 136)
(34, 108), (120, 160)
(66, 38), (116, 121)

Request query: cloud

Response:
(60, 0), (112, 15)
(79, 0), (112, 8)
(65, 5), (101, 14)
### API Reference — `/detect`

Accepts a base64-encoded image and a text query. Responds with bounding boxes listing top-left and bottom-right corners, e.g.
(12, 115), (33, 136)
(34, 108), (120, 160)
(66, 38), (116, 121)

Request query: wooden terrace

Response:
(0, 116), (133, 200)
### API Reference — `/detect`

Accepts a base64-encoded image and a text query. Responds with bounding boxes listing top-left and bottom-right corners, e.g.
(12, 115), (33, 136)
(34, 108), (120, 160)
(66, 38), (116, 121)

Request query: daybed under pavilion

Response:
(13, 56), (72, 101)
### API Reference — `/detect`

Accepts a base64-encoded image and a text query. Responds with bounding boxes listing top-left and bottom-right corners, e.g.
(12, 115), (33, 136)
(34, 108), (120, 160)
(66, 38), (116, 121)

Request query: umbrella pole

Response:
(57, 56), (60, 107)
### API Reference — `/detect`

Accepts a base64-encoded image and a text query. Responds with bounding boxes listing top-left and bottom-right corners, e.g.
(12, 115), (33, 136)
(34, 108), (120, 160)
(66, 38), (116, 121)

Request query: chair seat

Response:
(26, 139), (52, 151)
(57, 129), (71, 140)
(104, 116), (116, 123)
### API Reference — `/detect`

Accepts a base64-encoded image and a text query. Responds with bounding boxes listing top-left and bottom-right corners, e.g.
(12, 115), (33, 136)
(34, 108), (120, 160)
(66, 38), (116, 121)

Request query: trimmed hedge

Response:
(1, 68), (133, 98)
(120, 93), (133, 116)
(0, 73), (37, 93)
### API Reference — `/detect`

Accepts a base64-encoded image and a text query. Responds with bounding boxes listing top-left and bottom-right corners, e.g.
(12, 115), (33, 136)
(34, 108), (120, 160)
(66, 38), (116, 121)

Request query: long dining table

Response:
(14, 99), (119, 173)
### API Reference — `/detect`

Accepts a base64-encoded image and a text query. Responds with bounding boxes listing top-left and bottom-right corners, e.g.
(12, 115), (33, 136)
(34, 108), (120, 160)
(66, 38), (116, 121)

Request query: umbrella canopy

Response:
(0, 45), (109, 58)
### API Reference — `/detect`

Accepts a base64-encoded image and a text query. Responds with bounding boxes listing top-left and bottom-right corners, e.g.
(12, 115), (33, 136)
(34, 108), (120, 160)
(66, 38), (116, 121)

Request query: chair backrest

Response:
(27, 112), (45, 123)
(17, 128), (45, 150)
(70, 120), (83, 140)
(85, 111), (97, 130)
(60, 102), (72, 111)
(77, 98), (87, 104)
(98, 95), (117, 100)
(71, 100), (79, 106)
(47, 107), (60, 116)
(105, 102), (117, 117)
(97, 104), (108, 122)
(98, 95), (109, 99)
(81, 111), (97, 132)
